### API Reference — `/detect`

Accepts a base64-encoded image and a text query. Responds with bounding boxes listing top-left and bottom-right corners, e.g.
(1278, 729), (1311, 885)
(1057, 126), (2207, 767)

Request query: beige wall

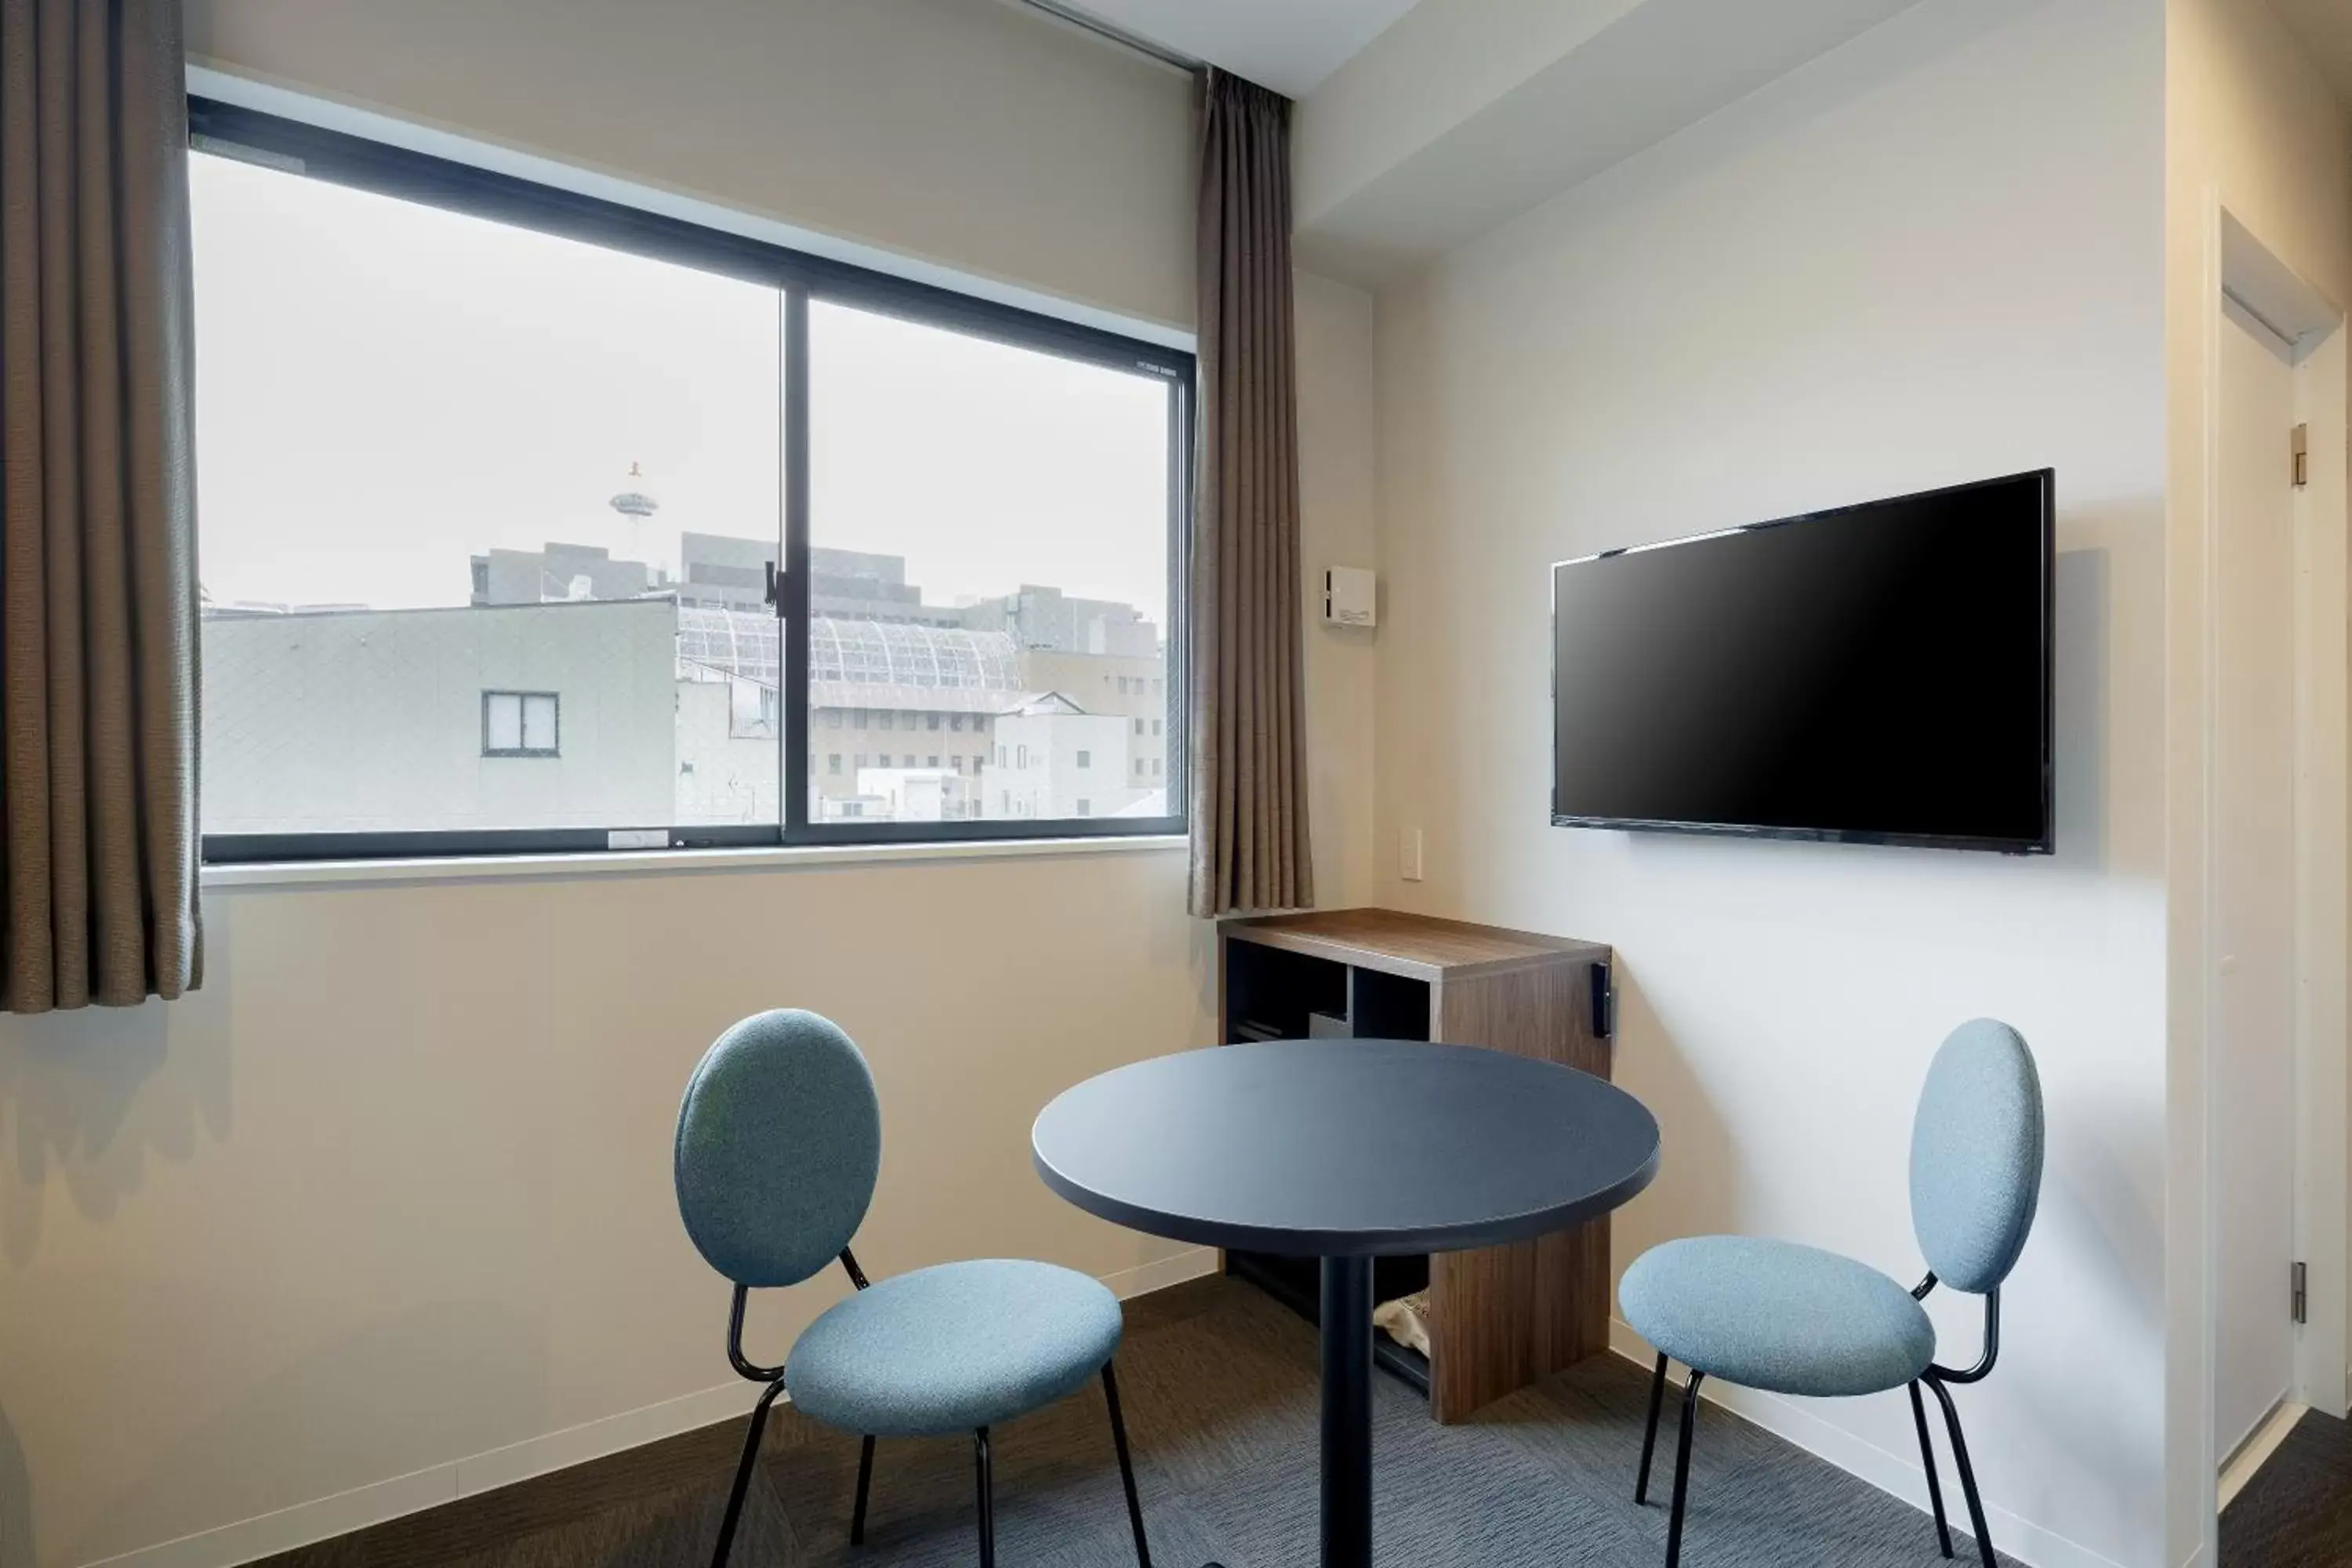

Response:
(1297, 270), (1383, 908)
(1368, 1), (2169, 1563)
(0, 10), (1384, 1568)
(181, 0), (1197, 334)
(2160, 2), (2352, 1560)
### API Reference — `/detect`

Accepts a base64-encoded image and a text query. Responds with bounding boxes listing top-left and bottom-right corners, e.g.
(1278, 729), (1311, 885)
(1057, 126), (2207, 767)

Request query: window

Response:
(927, 755), (940, 769)
(188, 100), (1188, 861)
(1076, 750), (1091, 769)
(1077, 800), (1091, 816)
(482, 691), (559, 757)
(1152, 720), (1163, 737)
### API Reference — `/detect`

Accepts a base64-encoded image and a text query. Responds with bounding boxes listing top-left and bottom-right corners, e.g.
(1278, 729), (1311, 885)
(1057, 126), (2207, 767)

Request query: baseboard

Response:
(78, 1248), (1221, 1568)
(2216, 1399), (2303, 1514)
(1606, 1319), (2129, 1568)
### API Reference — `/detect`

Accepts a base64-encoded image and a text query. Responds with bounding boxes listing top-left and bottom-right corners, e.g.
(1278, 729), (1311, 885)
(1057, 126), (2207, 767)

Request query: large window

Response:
(188, 101), (1189, 860)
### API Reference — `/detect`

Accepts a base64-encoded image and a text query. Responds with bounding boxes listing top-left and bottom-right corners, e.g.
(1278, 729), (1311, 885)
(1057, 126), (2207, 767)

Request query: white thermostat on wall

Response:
(1323, 566), (1377, 628)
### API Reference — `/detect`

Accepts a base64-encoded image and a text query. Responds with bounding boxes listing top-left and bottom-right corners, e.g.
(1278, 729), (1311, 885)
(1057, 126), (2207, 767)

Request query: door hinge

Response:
(2293, 1260), (2309, 1325)
(2292, 423), (2310, 489)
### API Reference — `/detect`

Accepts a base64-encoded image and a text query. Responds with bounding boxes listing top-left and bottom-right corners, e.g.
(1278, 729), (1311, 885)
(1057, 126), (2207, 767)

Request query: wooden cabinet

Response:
(1218, 908), (1616, 1422)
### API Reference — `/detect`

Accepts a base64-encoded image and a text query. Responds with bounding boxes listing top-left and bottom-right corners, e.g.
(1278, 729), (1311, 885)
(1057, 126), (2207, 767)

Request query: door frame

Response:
(2199, 202), (2349, 1509)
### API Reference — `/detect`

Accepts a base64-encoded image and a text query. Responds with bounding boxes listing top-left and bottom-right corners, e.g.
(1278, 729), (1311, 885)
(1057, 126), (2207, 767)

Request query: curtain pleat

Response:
(1188, 70), (1312, 917)
(0, 0), (202, 1010)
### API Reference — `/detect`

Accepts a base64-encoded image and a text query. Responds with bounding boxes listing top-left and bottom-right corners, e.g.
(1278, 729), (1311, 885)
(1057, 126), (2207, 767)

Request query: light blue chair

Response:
(674, 1009), (1154, 1568)
(1618, 1018), (2043, 1568)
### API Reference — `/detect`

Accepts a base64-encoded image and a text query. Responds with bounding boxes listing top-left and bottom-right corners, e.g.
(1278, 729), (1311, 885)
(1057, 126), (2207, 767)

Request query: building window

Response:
(1152, 719), (1163, 736)
(1077, 799), (1091, 816)
(191, 100), (1187, 862)
(927, 755), (940, 768)
(481, 691), (560, 757)
(1076, 750), (1091, 768)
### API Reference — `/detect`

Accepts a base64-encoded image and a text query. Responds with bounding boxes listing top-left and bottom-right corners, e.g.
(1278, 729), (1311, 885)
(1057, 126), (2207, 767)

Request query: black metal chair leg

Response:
(849, 1434), (876, 1546)
(975, 1426), (996, 1568)
(1925, 1377), (1997, 1568)
(710, 1377), (786, 1568)
(1635, 1353), (1669, 1504)
(1909, 1382), (1954, 1559)
(1102, 1363), (1154, 1568)
(1664, 1370), (1704, 1568)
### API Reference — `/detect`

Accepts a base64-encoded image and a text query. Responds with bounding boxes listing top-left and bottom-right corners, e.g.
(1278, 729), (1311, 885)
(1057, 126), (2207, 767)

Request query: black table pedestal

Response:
(1319, 1255), (1374, 1568)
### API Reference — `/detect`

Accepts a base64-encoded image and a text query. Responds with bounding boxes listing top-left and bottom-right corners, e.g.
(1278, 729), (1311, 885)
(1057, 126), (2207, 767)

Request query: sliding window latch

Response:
(2293, 424), (2310, 489)
(764, 560), (785, 618)
(2293, 1260), (2309, 1326)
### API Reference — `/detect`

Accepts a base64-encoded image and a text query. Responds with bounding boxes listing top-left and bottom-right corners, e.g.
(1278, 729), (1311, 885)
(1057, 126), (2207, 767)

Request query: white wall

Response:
(180, 0), (1197, 334)
(2160, 2), (2352, 1561)
(1369, 2), (2168, 1564)
(1297, 270), (1384, 909)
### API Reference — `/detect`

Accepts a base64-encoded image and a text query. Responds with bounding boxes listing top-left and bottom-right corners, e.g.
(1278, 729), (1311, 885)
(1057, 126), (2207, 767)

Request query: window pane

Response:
(521, 695), (559, 753)
(808, 300), (1172, 826)
(192, 153), (782, 839)
(485, 694), (522, 753)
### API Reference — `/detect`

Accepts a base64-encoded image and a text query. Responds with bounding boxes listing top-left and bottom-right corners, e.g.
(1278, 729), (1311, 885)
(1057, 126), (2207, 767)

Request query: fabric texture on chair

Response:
(1910, 1018), (2045, 1294)
(1619, 1236), (1936, 1398)
(675, 1010), (882, 1289)
(784, 1258), (1123, 1437)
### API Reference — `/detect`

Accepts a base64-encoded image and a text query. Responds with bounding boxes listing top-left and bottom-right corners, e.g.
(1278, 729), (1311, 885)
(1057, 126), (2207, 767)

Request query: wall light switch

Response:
(1400, 826), (1424, 882)
(1324, 566), (1377, 628)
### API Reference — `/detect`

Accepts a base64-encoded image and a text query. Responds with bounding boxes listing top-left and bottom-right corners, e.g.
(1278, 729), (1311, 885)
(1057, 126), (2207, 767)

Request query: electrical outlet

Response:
(1400, 826), (1424, 882)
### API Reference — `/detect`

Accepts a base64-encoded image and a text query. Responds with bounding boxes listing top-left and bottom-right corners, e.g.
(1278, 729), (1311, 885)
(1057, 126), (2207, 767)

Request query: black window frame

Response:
(189, 99), (1193, 865)
(481, 691), (561, 759)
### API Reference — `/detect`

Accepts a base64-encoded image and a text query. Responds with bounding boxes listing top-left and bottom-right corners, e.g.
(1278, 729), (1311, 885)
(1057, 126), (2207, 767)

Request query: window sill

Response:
(201, 833), (1189, 891)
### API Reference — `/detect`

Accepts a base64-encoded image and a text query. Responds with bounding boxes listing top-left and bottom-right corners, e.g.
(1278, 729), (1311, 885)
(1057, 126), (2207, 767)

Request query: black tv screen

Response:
(1551, 470), (2053, 854)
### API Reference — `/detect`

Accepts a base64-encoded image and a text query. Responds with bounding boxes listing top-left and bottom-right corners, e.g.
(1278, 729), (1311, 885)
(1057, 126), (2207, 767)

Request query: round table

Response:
(1032, 1038), (1661, 1568)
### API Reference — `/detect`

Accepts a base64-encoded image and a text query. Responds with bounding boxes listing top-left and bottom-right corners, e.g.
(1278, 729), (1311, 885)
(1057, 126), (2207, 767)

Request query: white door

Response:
(2213, 293), (2300, 1461)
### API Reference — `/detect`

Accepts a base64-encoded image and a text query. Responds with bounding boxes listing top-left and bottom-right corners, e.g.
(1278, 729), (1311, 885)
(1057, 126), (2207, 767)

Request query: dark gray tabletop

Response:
(1032, 1040), (1660, 1257)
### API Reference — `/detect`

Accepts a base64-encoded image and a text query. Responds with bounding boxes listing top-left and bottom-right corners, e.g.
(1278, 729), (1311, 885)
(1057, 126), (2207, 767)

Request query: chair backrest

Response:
(675, 1009), (882, 1289)
(1909, 1018), (2045, 1295)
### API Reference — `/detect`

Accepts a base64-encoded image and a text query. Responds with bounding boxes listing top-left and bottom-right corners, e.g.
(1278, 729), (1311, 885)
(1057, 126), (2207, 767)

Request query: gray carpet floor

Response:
(2221, 1408), (2352, 1567)
(256, 1276), (2019, 1568)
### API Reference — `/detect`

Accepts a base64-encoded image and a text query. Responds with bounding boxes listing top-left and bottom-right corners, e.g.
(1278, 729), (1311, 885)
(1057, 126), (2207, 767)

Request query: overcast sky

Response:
(188, 152), (1173, 626)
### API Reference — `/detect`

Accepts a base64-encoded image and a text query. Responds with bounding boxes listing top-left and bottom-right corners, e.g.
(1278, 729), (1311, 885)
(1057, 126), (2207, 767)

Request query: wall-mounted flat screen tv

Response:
(1551, 470), (2053, 855)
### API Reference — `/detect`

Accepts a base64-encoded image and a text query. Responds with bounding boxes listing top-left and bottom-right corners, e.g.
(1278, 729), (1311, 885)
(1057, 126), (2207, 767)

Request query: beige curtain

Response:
(0, 0), (202, 1009)
(1189, 71), (1312, 918)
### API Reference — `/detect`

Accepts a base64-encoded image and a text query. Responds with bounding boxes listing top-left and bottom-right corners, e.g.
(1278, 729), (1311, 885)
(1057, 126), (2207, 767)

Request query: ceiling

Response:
(1057, 0), (1423, 98)
(2270, 0), (2352, 107)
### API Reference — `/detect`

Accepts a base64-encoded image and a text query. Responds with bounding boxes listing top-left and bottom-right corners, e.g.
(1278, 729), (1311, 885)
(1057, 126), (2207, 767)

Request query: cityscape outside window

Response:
(191, 131), (1181, 853)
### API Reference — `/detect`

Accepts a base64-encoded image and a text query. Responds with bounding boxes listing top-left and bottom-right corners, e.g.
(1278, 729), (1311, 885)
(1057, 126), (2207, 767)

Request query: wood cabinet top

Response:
(1221, 908), (1608, 982)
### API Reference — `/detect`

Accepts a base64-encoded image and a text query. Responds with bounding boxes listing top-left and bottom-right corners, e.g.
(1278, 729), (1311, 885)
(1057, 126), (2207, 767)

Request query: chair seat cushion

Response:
(1619, 1236), (1936, 1399)
(785, 1258), (1123, 1437)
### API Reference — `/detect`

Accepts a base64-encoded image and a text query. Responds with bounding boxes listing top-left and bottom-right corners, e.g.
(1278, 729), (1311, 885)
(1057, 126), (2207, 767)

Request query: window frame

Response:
(189, 98), (1193, 865)
(481, 691), (561, 759)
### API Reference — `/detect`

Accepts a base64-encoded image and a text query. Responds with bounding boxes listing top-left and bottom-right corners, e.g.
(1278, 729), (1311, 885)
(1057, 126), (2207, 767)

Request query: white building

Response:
(203, 598), (677, 837)
(982, 694), (1149, 821)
